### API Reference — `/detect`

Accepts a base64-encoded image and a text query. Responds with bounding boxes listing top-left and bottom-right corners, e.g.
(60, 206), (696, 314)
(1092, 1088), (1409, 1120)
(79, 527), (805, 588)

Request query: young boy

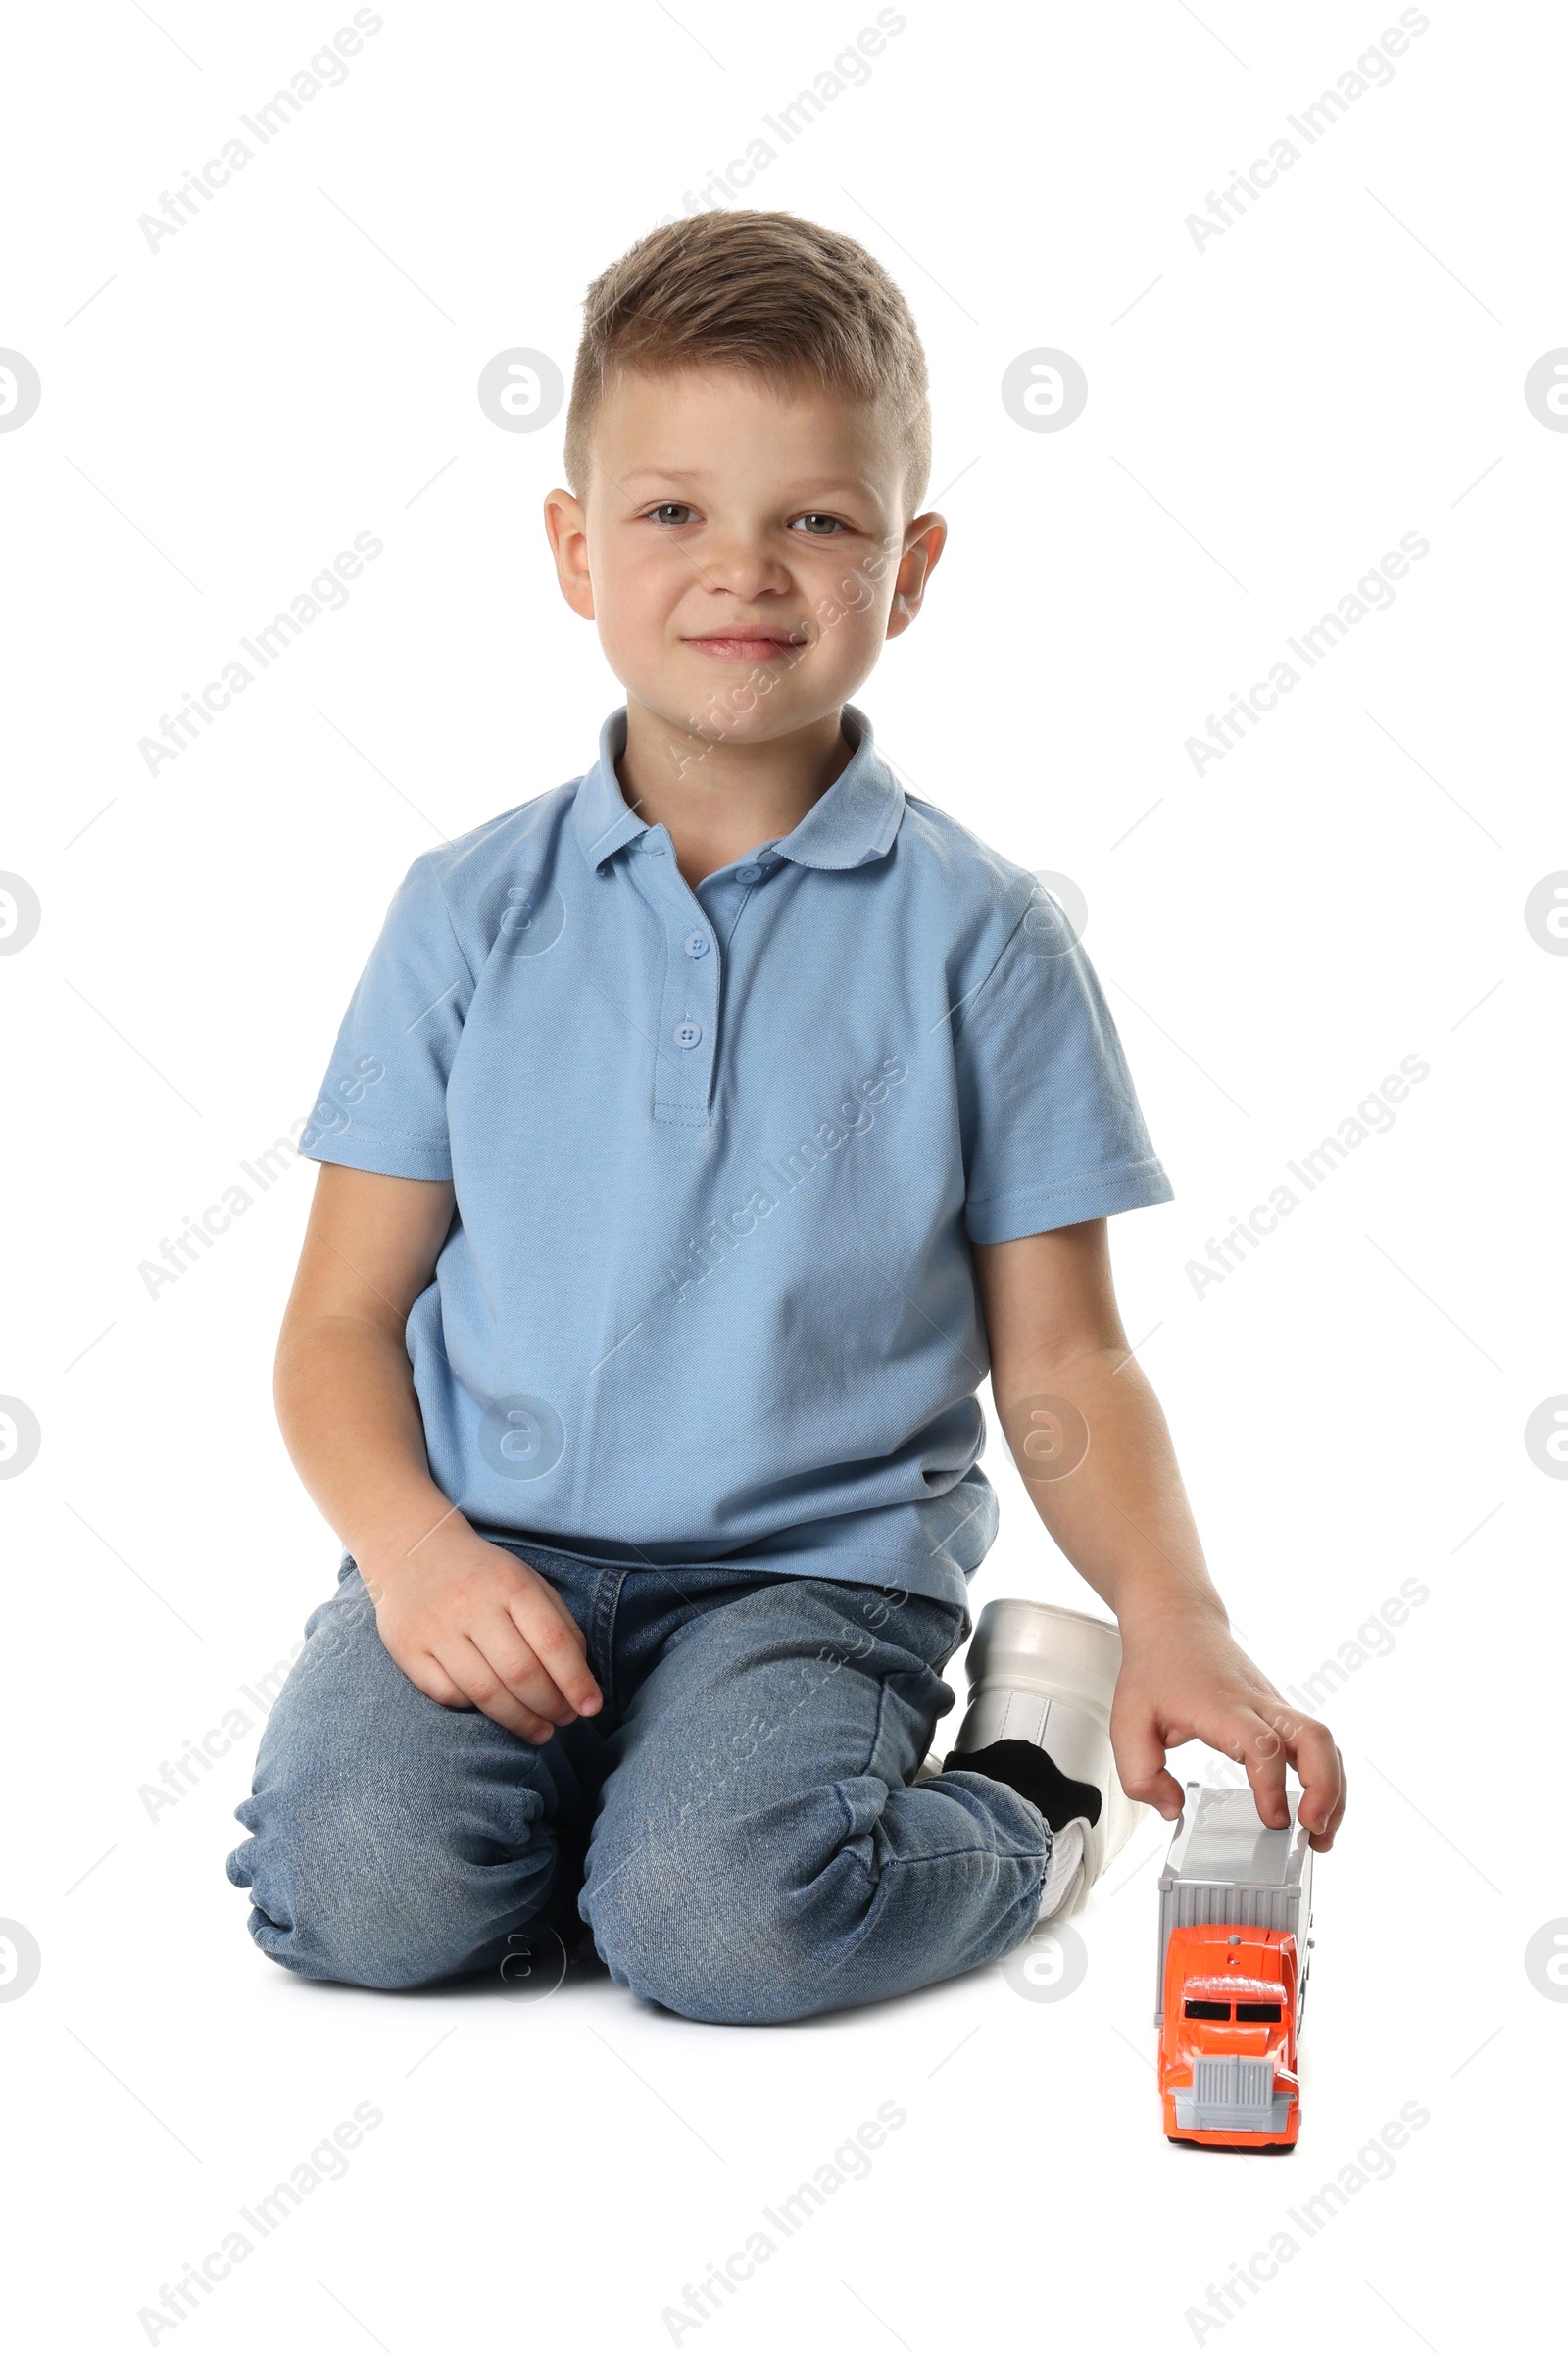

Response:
(227, 211), (1344, 2023)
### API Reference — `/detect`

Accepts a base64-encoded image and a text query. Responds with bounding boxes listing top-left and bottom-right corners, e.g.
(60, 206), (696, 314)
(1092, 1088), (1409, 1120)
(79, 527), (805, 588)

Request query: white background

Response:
(2, 1), (1562, 2345)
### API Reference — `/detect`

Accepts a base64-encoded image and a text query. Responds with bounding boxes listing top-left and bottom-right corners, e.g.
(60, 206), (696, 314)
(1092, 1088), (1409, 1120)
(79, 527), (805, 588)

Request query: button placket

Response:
(644, 837), (720, 1127)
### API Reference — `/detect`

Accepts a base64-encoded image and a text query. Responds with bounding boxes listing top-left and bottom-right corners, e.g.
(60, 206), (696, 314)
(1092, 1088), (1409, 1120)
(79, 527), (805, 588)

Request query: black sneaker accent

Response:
(943, 1738), (1102, 1832)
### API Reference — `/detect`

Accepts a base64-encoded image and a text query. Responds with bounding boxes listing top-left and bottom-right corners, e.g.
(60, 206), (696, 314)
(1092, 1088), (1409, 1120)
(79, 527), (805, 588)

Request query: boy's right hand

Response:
(363, 1522), (603, 1742)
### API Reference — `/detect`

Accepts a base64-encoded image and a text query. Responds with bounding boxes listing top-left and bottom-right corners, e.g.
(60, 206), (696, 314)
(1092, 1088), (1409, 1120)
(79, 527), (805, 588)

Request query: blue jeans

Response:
(225, 1541), (1052, 2023)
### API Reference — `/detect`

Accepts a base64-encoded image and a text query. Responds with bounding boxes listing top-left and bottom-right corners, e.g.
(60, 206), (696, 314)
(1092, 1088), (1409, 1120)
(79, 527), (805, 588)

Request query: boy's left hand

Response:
(1110, 1601), (1346, 1852)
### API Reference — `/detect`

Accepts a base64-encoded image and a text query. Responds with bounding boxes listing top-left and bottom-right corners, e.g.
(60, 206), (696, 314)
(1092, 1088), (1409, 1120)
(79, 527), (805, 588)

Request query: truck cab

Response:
(1159, 1923), (1300, 2146)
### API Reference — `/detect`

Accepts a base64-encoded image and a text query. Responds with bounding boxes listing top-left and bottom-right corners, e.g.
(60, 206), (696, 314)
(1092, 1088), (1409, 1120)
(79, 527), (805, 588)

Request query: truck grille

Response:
(1194, 2056), (1274, 2110)
(1173, 2054), (1291, 2137)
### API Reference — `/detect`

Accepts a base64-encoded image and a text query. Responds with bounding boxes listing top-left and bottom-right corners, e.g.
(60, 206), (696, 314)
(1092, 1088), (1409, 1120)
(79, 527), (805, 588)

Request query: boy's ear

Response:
(885, 511), (947, 641)
(543, 487), (595, 620)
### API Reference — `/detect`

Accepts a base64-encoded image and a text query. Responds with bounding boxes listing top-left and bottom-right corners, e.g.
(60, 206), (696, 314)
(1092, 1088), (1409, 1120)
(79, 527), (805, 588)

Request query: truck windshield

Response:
(1182, 1999), (1284, 2023)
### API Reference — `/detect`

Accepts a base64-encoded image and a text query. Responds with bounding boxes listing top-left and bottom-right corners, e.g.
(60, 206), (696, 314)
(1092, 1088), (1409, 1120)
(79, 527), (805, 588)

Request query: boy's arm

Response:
(274, 1164), (602, 1740)
(973, 1220), (1345, 1852)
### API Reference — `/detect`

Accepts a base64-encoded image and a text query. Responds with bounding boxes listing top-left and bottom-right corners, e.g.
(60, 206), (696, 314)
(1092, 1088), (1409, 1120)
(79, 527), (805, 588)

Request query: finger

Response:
(438, 1633), (557, 1742)
(508, 1593), (602, 1716)
(521, 1581), (602, 1707)
(1282, 1716), (1346, 1848)
(1306, 1788), (1346, 1852)
(1109, 1706), (1186, 1820)
(472, 1616), (578, 1725)
(1227, 1706), (1292, 1828)
(1255, 1701), (1344, 1844)
(401, 1651), (470, 1710)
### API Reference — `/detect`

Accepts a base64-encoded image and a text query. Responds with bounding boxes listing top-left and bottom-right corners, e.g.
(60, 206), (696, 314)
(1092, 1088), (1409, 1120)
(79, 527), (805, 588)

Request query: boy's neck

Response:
(615, 697), (855, 888)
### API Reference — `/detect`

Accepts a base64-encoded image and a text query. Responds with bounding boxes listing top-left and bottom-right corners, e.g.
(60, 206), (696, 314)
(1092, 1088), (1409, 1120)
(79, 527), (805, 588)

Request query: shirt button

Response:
(734, 864), (762, 885)
(643, 836), (666, 857)
(683, 930), (710, 959)
(674, 1019), (703, 1050)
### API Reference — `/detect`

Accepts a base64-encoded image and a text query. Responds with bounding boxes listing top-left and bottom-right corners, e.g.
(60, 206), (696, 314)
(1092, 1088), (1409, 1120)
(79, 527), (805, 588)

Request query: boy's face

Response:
(545, 367), (944, 749)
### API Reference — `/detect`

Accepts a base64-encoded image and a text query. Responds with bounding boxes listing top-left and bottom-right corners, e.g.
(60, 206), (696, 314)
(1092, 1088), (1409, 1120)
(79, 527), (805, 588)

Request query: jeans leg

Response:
(226, 1566), (603, 1989)
(579, 1576), (1051, 2024)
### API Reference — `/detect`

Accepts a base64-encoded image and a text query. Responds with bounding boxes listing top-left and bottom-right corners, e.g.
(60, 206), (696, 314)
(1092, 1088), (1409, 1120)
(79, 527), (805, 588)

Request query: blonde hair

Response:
(564, 210), (931, 511)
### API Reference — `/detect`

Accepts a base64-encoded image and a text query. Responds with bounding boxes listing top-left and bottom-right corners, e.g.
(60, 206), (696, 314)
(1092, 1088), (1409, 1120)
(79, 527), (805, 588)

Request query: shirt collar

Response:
(570, 704), (906, 877)
(570, 709), (649, 873)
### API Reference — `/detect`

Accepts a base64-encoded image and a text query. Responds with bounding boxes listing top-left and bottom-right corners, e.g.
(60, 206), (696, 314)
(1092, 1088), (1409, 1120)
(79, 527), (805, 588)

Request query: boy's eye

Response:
(647, 503), (697, 526)
(791, 513), (848, 536)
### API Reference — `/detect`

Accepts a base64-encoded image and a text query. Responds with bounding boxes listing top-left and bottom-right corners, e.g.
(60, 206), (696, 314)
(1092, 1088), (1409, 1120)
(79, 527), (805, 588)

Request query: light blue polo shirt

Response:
(298, 705), (1172, 1607)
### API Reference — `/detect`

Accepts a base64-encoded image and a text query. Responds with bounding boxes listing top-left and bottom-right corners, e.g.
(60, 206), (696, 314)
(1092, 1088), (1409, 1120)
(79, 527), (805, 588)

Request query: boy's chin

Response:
(628, 683), (845, 749)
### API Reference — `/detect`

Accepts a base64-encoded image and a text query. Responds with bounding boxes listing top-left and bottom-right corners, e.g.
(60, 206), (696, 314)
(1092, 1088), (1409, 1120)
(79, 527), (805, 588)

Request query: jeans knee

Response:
(228, 1775), (550, 1992)
(583, 1816), (840, 2025)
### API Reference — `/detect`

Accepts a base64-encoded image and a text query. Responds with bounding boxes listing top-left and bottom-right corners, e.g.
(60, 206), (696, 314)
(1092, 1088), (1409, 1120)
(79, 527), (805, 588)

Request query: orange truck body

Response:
(1155, 1787), (1315, 2151)
(1159, 1925), (1301, 2147)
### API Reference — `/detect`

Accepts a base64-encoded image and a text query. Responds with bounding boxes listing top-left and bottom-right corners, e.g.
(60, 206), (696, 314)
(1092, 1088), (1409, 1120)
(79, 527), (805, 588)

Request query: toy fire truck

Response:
(1155, 1783), (1315, 2149)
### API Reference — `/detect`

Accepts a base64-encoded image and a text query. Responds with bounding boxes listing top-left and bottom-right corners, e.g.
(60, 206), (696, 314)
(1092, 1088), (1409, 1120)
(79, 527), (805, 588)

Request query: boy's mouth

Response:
(682, 630), (807, 664)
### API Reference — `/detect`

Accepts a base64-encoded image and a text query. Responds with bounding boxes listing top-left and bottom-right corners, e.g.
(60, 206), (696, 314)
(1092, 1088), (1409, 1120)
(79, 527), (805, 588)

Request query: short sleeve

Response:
(297, 853), (474, 1180)
(956, 898), (1173, 1245)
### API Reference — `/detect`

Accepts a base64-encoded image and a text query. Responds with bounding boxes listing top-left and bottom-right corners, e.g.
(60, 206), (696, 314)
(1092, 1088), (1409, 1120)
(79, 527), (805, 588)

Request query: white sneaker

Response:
(1035, 1817), (1087, 1919)
(945, 1599), (1150, 1916)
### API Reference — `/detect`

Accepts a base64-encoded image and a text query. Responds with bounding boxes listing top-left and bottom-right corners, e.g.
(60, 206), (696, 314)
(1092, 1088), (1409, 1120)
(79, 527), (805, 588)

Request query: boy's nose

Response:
(692, 532), (794, 599)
